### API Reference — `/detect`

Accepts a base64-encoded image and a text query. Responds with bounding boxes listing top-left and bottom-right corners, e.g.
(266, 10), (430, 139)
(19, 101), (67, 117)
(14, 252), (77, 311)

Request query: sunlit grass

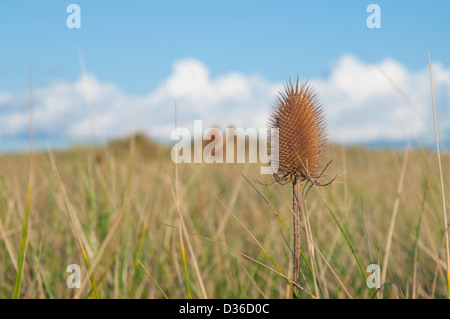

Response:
(0, 134), (449, 298)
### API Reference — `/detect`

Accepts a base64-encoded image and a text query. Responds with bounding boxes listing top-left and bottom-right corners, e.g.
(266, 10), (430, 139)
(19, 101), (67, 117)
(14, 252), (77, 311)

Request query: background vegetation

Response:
(0, 134), (449, 298)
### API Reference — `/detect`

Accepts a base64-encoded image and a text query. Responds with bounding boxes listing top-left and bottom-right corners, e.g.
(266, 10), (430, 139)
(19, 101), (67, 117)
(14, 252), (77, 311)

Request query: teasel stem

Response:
(267, 77), (331, 298)
(292, 176), (303, 298)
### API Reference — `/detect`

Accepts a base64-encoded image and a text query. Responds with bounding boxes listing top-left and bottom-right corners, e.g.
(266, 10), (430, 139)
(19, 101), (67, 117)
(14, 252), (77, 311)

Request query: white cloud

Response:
(0, 55), (449, 150)
(313, 54), (450, 144)
(147, 58), (278, 130)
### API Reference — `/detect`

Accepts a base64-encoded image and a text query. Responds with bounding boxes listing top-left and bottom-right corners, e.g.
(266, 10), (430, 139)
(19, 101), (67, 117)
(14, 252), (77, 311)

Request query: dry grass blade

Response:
(213, 167), (247, 241)
(172, 102), (208, 299)
(296, 151), (371, 296)
(428, 51), (450, 298)
(303, 203), (321, 298)
(168, 178), (208, 298)
(209, 184), (300, 297)
(161, 222), (313, 298)
(48, 148), (99, 298)
(381, 148), (409, 286)
(242, 173), (288, 228)
(73, 203), (126, 299)
(0, 215), (17, 272)
(313, 241), (353, 299)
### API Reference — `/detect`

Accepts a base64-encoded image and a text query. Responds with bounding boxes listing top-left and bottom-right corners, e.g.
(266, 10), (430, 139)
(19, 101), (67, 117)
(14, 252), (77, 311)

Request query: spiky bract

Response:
(268, 77), (327, 184)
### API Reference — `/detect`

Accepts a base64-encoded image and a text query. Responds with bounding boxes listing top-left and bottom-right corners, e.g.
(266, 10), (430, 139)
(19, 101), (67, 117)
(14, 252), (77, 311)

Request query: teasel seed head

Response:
(268, 76), (328, 185)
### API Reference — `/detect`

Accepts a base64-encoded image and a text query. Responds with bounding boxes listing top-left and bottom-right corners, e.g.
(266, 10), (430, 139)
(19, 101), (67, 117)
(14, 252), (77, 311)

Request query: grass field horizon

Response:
(1, 132), (449, 299)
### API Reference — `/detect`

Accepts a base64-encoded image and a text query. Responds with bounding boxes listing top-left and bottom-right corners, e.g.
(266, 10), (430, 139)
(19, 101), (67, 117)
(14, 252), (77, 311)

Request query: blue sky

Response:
(0, 1), (449, 151)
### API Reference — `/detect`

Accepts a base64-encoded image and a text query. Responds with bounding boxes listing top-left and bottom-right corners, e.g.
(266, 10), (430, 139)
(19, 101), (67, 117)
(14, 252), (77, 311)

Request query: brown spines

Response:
(268, 76), (327, 183)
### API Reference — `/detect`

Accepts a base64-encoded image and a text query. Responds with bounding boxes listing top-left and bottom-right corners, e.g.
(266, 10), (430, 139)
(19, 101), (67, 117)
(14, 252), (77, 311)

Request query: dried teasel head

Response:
(268, 76), (329, 185)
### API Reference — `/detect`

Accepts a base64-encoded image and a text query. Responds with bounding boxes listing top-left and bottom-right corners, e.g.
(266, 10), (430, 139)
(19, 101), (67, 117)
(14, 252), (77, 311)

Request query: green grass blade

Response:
(137, 259), (168, 299)
(179, 224), (192, 298)
(324, 202), (372, 297)
(12, 184), (32, 299)
(241, 173), (288, 229)
(12, 68), (34, 299)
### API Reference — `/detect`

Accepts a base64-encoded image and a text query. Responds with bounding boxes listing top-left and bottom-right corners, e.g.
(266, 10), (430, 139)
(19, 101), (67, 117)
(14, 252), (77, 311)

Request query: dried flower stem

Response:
(268, 76), (330, 298)
(292, 177), (303, 298)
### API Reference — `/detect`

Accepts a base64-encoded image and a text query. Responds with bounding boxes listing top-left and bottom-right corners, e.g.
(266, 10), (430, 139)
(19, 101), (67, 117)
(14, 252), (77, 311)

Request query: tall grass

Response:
(1, 135), (449, 298)
(12, 68), (34, 298)
(428, 51), (450, 298)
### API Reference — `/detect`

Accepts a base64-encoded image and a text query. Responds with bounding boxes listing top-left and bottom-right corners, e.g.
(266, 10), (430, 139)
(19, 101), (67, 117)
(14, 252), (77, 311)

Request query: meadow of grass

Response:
(0, 133), (449, 299)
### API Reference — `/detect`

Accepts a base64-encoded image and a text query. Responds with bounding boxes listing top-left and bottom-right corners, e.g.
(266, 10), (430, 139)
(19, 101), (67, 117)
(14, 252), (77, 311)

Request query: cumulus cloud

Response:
(143, 58), (279, 137)
(313, 55), (450, 144)
(0, 55), (449, 150)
